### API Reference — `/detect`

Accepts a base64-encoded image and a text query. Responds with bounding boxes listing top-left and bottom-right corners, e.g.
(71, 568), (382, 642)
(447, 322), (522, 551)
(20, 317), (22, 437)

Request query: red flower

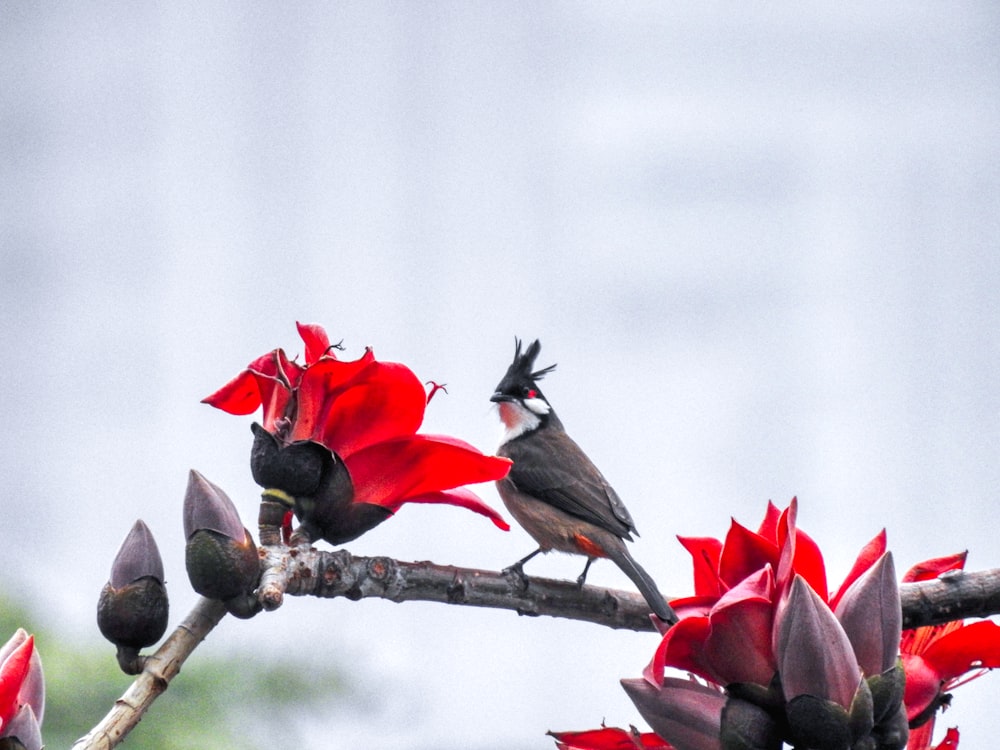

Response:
(548, 726), (673, 749)
(635, 500), (908, 750)
(677, 499), (828, 604)
(901, 552), (1000, 750)
(204, 323), (511, 544)
(651, 500), (889, 689)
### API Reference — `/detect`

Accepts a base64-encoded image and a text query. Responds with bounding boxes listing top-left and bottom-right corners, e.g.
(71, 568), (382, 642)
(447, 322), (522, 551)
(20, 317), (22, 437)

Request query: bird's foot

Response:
(502, 562), (529, 590)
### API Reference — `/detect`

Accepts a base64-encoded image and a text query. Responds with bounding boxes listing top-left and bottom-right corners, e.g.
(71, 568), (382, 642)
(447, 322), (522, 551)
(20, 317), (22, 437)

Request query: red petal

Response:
(666, 595), (717, 620)
(549, 727), (671, 750)
(677, 536), (724, 598)
(902, 653), (942, 722)
(790, 528), (828, 602)
(202, 369), (264, 414)
(756, 500), (782, 542)
(934, 727), (960, 750)
(774, 500), (827, 600)
(719, 520), (778, 590)
(903, 552), (968, 583)
(401, 487), (510, 531)
(0, 635), (33, 727)
(905, 721), (960, 750)
(645, 616), (714, 685)
(703, 567), (777, 686)
(255, 373), (293, 431)
(922, 620), (1000, 680)
(202, 350), (300, 429)
(907, 721), (935, 750)
(345, 434), (512, 509)
(286, 351), (374, 441)
(829, 530), (887, 610)
(295, 356), (427, 455)
(296, 322), (332, 364)
(274, 348), (307, 386)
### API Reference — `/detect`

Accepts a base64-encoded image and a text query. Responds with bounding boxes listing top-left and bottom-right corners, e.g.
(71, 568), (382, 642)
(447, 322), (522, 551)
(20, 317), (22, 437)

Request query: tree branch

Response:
(257, 545), (1000, 631)
(899, 567), (1000, 629)
(70, 548), (1000, 749)
(71, 597), (228, 750)
(257, 544), (658, 630)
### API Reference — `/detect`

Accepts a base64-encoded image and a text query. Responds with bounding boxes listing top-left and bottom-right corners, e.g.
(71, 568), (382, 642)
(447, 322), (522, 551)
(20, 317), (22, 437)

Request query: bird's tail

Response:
(606, 544), (678, 625)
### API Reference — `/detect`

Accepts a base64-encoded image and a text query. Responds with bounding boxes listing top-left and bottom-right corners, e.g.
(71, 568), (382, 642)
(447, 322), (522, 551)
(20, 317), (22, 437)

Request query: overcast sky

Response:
(3, 4), (1000, 748)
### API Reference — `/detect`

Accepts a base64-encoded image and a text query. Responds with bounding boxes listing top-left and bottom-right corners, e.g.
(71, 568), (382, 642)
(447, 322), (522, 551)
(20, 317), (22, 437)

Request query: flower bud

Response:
(249, 423), (327, 496)
(97, 520), (169, 653)
(719, 697), (782, 750)
(774, 576), (862, 711)
(775, 575), (877, 748)
(0, 704), (42, 750)
(783, 678), (873, 750)
(0, 631), (43, 729)
(869, 702), (908, 750)
(621, 677), (725, 750)
(183, 470), (261, 618)
(865, 662), (906, 728)
(834, 552), (901, 678)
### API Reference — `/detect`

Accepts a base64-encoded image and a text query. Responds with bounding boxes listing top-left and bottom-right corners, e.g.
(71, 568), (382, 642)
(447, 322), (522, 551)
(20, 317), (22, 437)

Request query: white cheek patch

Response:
(523, 397), (551, 415)
(498, 401), (542, 444)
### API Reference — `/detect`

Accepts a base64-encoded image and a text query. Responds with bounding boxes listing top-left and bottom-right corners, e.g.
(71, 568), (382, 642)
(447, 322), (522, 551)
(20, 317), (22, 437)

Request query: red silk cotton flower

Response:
(204, 323), (511, 545)
(901, 552), (1000, 750)
(648, 499), (892, 690)
(635, 499), (906, 750)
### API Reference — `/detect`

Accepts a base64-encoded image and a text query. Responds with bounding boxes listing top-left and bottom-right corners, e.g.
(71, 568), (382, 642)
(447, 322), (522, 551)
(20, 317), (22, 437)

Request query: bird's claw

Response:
(502, 562), (529, 590)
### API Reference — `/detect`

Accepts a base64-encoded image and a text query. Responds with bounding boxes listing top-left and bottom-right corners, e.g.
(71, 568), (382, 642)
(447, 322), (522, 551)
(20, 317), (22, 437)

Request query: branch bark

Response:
(258, 545), (658, 630)
(258, 545), (1000, 631)
(899, 567), (1000, 629)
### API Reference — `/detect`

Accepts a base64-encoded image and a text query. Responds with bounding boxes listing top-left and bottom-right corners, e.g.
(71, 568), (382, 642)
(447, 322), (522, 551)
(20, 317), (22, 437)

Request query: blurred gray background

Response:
(2, 3), (999, 748)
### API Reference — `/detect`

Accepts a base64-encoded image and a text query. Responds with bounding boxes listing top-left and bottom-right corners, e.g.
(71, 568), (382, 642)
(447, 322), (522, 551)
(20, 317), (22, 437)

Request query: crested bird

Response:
(490, 339), (677, 624)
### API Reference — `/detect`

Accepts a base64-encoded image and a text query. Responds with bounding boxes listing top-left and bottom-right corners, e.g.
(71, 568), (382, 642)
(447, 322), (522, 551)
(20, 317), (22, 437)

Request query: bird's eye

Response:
(526, 388), (537, 399)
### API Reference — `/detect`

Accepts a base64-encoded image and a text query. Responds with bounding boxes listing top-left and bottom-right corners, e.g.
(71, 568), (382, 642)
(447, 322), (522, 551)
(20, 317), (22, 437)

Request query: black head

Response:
(490, 338), (558, 418)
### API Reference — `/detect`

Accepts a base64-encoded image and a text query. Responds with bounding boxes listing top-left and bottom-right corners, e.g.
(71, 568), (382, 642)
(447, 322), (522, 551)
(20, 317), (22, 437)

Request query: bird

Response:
(490, 338), (677, 624)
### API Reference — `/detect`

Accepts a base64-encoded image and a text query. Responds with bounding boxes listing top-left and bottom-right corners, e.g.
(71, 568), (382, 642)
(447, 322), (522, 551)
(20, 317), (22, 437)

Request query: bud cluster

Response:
(629, 500), (907, 750)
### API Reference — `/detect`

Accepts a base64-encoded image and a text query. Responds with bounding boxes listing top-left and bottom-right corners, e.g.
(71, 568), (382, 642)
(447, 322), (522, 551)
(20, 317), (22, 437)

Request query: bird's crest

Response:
(508, 338), (557, 384)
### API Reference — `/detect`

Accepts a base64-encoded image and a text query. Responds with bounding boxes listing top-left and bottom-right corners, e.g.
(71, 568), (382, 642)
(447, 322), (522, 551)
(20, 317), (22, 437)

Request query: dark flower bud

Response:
(784, 678), (873, 750)
(249, 423), (327, 496)
(870, 702), (908, 750)
(866, 662), (906, 728)
(183, 470), (261, 618)
(720, 697), (782, 750)
(97, 520), (169, 651)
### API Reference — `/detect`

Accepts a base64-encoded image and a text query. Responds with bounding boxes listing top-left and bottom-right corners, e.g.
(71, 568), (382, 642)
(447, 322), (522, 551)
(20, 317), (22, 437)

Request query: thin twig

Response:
(70, 597), (228, 750)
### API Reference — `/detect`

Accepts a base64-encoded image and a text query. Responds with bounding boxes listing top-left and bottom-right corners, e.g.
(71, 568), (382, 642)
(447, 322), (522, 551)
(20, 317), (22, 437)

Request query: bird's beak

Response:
(490, 392), (513, 403)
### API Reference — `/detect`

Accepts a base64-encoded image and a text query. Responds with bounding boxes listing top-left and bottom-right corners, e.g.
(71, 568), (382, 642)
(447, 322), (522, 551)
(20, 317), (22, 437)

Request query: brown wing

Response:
(500, 428), (637, 540)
